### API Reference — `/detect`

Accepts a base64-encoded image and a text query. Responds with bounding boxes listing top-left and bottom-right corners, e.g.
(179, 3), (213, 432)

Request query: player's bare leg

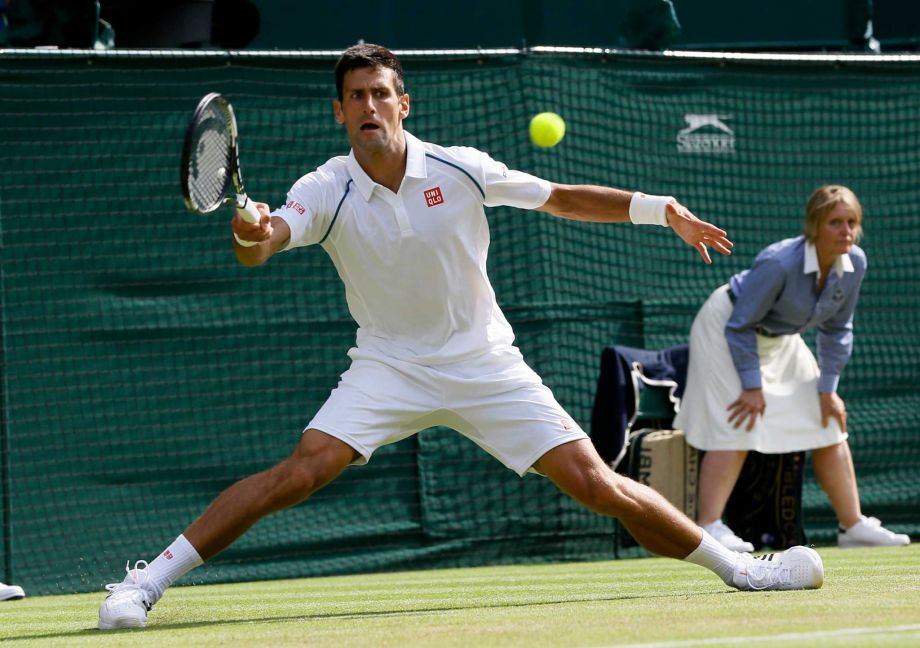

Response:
(99, 429), (358, 630)
(534, 439), (824, 591)
(534, 439), (701, 557)
(185, 429), (359, 560)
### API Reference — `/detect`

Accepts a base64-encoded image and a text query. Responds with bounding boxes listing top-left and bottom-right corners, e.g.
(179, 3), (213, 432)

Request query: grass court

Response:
(2, 544), (918, 647)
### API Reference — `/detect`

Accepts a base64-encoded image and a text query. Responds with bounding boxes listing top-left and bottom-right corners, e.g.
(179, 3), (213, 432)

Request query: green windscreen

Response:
(0, 50), (917, 595)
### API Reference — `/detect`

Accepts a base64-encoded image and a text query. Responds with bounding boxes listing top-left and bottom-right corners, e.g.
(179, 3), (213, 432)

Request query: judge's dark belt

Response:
(726, 287), (781, 338)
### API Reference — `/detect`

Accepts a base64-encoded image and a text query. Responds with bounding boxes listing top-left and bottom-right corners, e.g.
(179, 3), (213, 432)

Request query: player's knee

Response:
(571, 468), (631, 515)
(602, 473), (642, 515)
(273, 437), (353, 504)
(265, 458), (326, 508)
(282, 460), (323, 500)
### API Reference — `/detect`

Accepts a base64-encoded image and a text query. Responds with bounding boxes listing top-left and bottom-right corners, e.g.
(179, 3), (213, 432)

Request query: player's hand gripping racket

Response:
(180, 92), (262, 246)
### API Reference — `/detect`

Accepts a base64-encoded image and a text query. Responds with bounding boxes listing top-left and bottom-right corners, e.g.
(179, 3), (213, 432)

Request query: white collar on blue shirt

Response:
(345, 130), (429, 201)
(804, 240), (854, 279)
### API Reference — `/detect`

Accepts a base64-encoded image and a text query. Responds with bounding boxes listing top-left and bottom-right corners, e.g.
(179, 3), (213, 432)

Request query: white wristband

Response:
(628, 192), (675, 227)
(233, 232), (258, 248)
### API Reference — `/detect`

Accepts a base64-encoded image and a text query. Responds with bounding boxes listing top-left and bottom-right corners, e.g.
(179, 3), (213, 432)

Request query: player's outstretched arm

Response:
(231, 202), (292, 267)
(537, 183), (732, 264)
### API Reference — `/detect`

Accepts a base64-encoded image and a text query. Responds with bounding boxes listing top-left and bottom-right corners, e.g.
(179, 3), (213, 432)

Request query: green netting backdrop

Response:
(0, 51), (918, 596)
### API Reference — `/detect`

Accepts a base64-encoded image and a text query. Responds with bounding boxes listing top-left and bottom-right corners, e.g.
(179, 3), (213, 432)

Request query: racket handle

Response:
(233, 196), (261, 247)
(237, 196), (261, 224)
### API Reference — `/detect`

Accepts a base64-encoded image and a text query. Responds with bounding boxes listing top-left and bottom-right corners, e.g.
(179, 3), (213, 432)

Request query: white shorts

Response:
(307, 346), (587, 476)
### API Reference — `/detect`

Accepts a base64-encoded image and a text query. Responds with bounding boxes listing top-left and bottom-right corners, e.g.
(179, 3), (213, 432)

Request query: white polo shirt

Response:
(272, 131), (552, 365)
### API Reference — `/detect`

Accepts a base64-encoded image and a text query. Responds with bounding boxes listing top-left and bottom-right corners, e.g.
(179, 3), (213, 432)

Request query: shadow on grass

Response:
(2, 589), (727, 641)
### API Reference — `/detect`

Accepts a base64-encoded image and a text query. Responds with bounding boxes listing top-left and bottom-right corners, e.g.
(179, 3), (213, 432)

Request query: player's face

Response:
(334, 66), (410, 155)
(815, 202), (860, 259)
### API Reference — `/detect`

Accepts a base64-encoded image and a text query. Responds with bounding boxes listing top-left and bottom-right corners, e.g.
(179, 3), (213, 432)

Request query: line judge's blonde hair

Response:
(803, 185), (863, 244)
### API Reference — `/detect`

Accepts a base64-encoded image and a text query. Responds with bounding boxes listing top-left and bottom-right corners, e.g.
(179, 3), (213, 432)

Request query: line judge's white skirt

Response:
(673, 285), (847, 454)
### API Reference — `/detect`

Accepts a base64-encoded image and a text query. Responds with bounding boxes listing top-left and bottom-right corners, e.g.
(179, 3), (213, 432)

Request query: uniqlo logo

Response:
(424, 187), (444, 207)
(163, 549), (174, 560)
(285, 200), (306, 214)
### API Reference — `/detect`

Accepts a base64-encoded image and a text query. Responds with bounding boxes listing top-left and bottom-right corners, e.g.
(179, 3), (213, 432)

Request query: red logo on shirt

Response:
(285, 200), (306, 214)
(163, 549), (174, 560)
(424, 187), (444, 207)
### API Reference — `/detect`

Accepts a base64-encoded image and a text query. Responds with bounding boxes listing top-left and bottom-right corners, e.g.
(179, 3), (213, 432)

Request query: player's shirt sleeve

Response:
(271, 168), (336, 251)
(479, 152), (552, 209)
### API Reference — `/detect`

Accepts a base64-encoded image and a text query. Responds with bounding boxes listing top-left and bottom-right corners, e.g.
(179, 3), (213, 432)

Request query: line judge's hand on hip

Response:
(819, 391), (847, 434)
(727, 388), (765, 432)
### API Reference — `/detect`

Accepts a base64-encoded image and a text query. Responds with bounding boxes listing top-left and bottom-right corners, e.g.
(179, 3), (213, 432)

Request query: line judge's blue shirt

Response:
(726, 235), (867, 393)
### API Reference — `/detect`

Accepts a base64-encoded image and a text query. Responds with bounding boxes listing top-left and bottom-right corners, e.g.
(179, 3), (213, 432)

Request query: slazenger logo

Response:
(677, 114), (735, 154)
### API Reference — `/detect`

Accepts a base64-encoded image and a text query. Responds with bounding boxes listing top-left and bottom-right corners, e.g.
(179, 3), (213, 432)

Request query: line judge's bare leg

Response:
(811, 440), (861, 529)
(695, 449), (754, 552)
(814, 440), (910, 547)
(697, 449), (748, 527)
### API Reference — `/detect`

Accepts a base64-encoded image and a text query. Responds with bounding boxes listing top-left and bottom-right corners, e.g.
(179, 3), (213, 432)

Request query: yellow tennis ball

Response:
(529, 112), (566, 148)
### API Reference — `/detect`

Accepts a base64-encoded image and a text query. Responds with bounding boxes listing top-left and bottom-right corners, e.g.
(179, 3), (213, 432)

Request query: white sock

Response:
(144, 534), (204, 604)
(684, 529), (740, 585)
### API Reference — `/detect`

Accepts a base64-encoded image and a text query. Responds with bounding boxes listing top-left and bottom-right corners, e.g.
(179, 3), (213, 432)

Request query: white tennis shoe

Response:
(0, 582), (25, 601)
(98, 561), (154, 630)
(838, 516), (910, 548)
(731, 546), (824, 591)
(703, 520), (755, 553)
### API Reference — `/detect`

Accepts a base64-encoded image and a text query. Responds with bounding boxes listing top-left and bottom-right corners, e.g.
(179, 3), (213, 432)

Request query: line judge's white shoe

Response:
(98, 561), (154, 630)
(703, 520), (755, 553)
(838, 516), (911, 548)
(0, 582), (25, 601)
(731, 546), (824, 591)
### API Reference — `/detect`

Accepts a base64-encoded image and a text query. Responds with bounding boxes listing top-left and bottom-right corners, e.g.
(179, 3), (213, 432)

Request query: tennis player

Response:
(98, 44), (823, 630)
(674, 185), (911, 552)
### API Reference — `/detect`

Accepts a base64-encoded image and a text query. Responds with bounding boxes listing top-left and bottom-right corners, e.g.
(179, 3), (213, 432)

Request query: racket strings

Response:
(188, 104), (233, 211)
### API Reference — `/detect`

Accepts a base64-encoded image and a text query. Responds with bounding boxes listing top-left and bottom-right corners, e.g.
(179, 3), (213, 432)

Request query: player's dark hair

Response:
(335, 43), (405, 101)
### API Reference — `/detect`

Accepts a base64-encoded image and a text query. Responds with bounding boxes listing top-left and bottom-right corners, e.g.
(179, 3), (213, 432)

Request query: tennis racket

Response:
(180, 92), (261, 246)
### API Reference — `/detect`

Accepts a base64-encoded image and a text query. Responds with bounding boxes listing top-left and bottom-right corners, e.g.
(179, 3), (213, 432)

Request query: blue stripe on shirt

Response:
(425, 153), (485, 199)
(319, 179), (353, 245)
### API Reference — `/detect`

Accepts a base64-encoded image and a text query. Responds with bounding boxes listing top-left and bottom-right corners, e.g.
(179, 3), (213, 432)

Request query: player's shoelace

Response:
(744, 554), (791, 591)
(105, 559), (152, 606)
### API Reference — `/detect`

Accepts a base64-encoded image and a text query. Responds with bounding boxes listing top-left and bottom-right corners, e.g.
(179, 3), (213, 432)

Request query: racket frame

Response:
(180, 92), (260, 225)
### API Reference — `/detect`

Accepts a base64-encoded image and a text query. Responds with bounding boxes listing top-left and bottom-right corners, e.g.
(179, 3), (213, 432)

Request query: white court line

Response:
(597, 624), (920, 648)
